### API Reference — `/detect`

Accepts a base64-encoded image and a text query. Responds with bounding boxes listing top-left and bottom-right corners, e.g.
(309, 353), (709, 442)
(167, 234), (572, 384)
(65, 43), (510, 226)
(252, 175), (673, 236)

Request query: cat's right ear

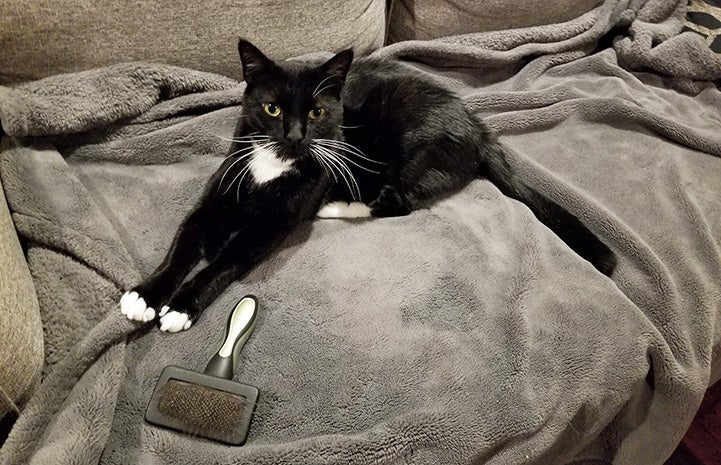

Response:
(321, 49), (354, 82)
(238, 39), (273, 85)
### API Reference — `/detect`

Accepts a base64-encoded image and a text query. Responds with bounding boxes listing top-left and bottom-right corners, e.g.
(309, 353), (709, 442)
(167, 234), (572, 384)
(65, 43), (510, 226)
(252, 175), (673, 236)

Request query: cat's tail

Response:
(476, 135), (617, 276)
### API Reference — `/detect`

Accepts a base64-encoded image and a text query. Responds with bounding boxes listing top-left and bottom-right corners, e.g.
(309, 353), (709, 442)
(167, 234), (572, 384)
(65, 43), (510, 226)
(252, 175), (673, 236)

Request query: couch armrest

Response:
(0, 172), (43, 427)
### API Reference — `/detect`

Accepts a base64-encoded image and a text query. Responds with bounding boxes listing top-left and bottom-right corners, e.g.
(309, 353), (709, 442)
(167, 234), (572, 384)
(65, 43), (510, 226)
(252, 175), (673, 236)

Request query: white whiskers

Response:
(313, 138), (384, 167)
(217, 146), (258, 190)
(211, 131), (270, 145)
(310, 137), (386, 201)
(221, 139), (268, 161)
(213, 132), (270, 142)
(217, 141), (277, 199)
(311, 150), (338, 183)
(216, 133), (383, 205)
(338, 124), (365, 129)
(312, 75), (338, 97)
(311, 145), (361, 201)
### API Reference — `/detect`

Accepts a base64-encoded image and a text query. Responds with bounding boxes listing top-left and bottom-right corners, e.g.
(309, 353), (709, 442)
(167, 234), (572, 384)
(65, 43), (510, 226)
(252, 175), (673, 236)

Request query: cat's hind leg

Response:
(369, 140), (478, 217)
(368, 184), (411, 217)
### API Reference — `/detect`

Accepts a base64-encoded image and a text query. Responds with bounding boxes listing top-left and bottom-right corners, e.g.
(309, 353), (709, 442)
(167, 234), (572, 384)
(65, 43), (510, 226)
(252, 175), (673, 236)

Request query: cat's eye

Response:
(309, 107), (326, 120)
(263, 103), (281, 117)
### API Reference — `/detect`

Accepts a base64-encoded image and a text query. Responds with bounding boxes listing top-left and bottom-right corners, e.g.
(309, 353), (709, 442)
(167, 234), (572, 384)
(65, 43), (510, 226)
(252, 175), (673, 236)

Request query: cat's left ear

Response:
(321, 49), (354, 82)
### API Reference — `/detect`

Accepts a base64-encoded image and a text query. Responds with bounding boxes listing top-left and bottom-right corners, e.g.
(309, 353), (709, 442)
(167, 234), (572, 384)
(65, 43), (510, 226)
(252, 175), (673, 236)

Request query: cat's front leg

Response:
(317, 181), (373, 219)
(317, 184), (409, 219)
(317, 201), (372, 219)
(119, 208), (210, 323)
(156, 259), (243, 333)
(157, 224), (292, 333)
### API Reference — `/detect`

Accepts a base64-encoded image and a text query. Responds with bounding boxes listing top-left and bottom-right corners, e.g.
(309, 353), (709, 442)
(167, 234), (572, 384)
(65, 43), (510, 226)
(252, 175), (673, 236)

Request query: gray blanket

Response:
(1, 0), (721, 463)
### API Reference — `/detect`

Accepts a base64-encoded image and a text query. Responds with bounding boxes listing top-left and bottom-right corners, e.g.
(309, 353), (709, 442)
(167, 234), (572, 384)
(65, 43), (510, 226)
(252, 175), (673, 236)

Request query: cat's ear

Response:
(321, 49), (354, 82)
(238, 39), (273, 85)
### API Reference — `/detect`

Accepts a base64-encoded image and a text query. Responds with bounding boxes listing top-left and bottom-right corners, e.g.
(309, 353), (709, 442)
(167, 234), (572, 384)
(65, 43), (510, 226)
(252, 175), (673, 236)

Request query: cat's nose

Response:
(285, 123), (304, 144)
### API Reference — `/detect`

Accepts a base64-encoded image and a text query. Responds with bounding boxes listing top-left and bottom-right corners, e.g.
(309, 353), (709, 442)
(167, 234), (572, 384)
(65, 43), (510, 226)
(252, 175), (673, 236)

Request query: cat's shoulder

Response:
(349, 56), (412, 79)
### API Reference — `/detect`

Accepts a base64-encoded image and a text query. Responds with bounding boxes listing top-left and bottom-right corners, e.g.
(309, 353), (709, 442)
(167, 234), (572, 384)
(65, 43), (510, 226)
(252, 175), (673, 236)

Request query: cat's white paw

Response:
(347, 202), (372, 218)
(119, 291), (155, 322)
(317, 201), (348, 218)
(317, 201), (371, 219)
(159, 306), (193, 333)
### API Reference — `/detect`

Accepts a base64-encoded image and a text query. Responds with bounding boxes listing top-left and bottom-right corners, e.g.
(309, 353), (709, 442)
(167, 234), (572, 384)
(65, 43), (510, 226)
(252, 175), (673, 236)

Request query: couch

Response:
(0, 0), (601, 424)
(1, 0), (720, 464)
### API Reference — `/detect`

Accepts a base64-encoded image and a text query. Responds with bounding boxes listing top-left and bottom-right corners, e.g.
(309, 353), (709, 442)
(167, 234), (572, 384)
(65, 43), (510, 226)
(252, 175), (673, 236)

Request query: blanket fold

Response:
(0, 63), (241, 138)
(1, 1), (720, 464)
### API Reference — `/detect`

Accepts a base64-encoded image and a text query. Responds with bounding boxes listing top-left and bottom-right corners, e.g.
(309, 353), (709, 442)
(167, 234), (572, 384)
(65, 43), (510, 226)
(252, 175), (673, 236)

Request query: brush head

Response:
(158, 380), (247, 437)
(145, 366), (259, 445)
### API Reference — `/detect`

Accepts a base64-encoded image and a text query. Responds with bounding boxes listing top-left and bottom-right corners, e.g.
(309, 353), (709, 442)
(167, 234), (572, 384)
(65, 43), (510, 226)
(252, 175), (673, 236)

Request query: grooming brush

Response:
(145, 295), (260, 445)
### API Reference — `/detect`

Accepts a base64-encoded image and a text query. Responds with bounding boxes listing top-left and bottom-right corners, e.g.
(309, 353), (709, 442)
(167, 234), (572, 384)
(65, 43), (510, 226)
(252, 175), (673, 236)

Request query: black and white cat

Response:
(120, 39), (615, 333)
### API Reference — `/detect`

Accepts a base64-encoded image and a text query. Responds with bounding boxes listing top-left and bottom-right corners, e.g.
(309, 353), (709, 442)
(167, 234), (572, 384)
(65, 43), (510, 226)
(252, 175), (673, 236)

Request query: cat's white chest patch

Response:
(249, 144), (294, 185)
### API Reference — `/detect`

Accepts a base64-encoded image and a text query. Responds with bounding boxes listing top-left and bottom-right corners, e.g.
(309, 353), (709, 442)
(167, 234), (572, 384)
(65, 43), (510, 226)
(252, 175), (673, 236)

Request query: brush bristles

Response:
(158, 379), (248, 442)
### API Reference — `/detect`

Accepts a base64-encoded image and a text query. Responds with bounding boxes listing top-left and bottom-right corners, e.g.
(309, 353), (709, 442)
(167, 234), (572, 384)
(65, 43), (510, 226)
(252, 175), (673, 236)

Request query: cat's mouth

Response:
(274, 141), (313, 161)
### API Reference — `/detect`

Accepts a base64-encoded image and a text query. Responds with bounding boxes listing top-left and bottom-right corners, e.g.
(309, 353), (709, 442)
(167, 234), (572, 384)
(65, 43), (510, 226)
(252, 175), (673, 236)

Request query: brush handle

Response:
(204, 295), (258, 379)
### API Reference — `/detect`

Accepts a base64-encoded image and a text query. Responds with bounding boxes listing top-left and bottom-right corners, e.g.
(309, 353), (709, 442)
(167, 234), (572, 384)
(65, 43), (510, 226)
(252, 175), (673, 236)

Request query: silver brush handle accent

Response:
(204, 295), (258, 379)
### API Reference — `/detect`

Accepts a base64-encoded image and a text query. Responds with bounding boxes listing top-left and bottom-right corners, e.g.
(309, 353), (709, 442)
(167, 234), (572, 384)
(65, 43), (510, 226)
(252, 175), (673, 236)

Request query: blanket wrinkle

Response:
(0, 63), (240, 138)
(1, 1), (720, 464)
(487, 95), (721, 155)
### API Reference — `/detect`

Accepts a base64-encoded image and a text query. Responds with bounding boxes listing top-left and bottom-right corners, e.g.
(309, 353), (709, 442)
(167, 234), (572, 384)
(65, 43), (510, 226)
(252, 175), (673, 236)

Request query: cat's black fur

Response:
(124, 39), (615, 331)
(334, 58), (616, 272)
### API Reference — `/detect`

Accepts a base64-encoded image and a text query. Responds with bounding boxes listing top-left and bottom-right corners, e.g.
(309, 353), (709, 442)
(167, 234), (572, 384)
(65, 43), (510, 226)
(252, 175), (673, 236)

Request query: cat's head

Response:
(237, 39), (353, 161)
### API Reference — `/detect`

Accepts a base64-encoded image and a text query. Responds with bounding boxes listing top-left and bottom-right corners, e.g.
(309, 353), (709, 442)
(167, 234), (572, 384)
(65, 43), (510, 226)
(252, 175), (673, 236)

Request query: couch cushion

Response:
(0, 0), (386, 83)
(0, 173), (43, 430)
(387, 0), (602, 43)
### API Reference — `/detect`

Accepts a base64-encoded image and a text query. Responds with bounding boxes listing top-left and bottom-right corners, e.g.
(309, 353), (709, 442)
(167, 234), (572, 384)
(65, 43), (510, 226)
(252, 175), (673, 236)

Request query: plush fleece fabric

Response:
(0, 0), (720, 463)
